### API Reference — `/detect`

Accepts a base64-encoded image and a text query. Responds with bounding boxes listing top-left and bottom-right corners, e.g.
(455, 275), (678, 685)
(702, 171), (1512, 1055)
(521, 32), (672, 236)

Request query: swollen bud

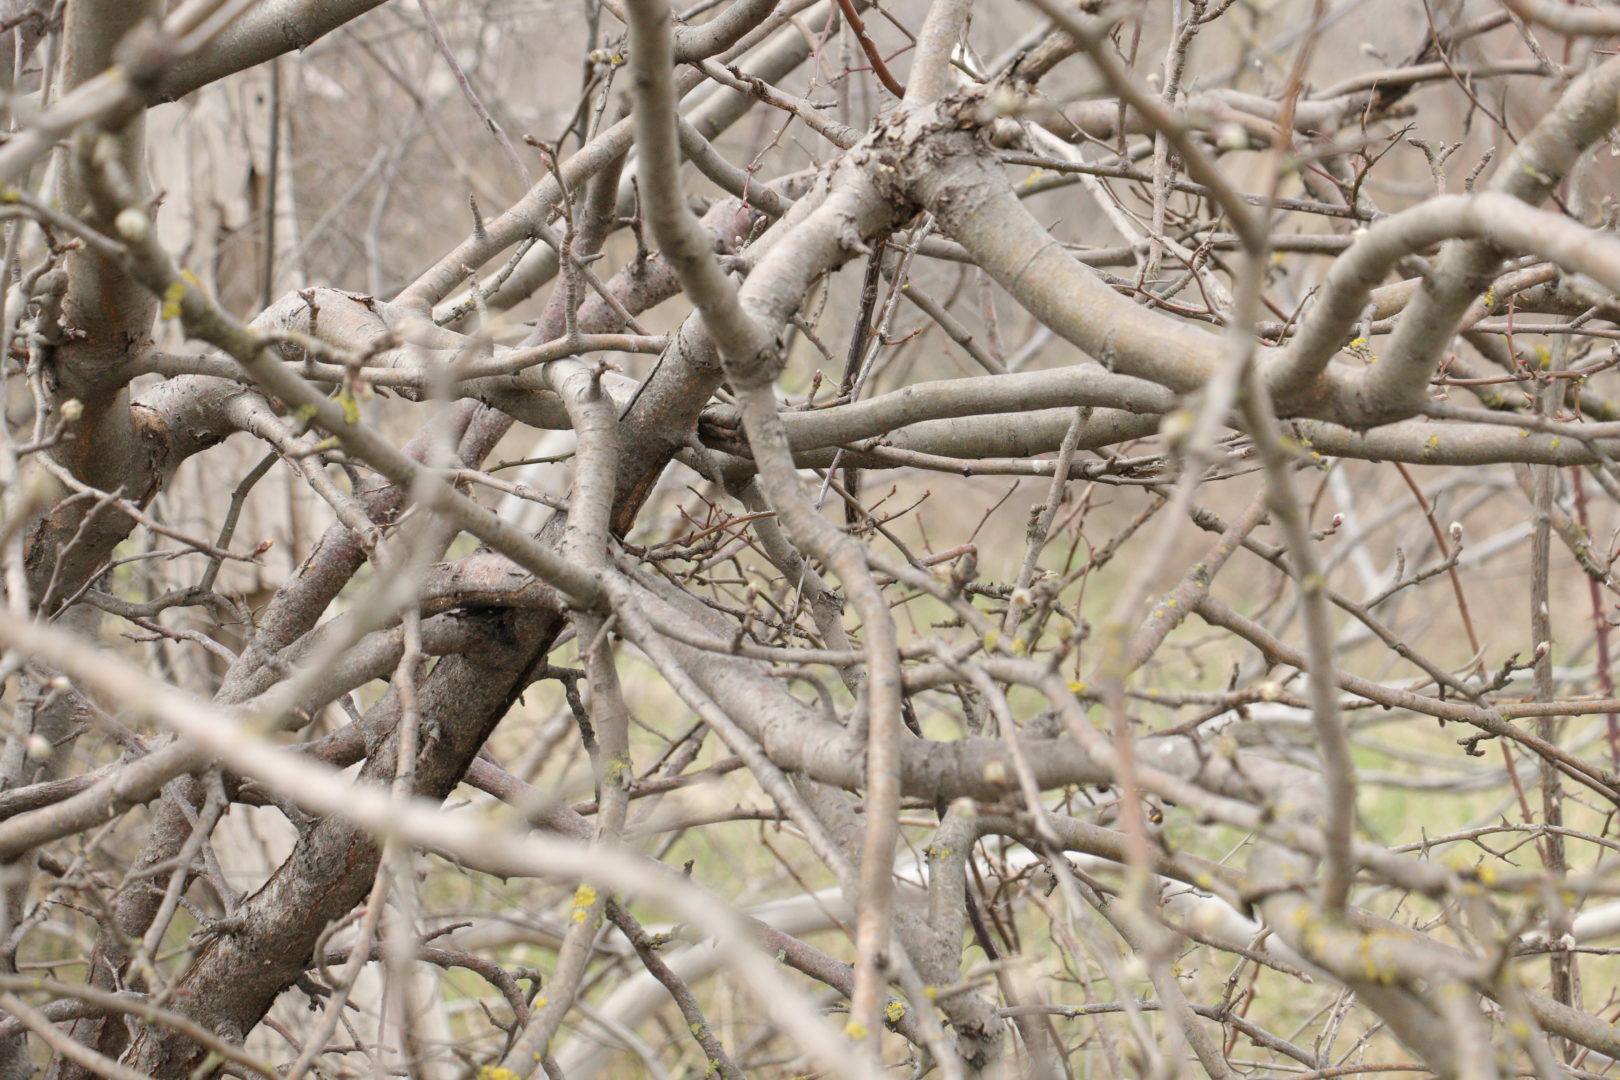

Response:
(114, 207), (151, 242)
(1216, 123), (1248, 151)
(1159, 408), (1196, 445)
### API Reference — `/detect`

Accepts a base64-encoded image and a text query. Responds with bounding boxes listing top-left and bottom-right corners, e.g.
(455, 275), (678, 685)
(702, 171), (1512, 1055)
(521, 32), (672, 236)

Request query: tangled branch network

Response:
(6, 1), (1620, 1078)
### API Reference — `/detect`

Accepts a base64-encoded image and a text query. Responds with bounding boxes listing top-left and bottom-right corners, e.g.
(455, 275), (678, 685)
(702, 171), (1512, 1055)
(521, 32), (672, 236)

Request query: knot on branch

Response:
(114, 21), (182, 94)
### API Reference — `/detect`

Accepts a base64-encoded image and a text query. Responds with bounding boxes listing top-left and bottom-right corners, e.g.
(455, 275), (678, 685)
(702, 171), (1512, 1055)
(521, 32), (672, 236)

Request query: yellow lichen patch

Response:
(845, 1021), (869, 1040)
(478, 1067), (521, 1080)
(1357, 935), (1382, 981)
(571, 884), (598, 922)
(161, 279), (187, 321)
(885, 1000), (907, 1023)
(1442, 849), (1474, 872)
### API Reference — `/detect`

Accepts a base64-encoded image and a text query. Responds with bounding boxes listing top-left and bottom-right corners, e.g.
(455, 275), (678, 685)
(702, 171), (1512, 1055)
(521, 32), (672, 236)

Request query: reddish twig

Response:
(835, 0), (906, 97)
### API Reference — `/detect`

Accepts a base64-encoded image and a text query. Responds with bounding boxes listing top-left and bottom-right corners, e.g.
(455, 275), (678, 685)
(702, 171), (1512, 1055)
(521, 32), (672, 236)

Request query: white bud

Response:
(1216, 123), (1248, 151)
(1258, 681), (1284, 702)
(114, 208), (150, 242)
(1449, 521), (1464, 543)
(1120, 955), (1149, 983)
(1534, 640), (1551, 660)
(49, 675), (70, 691)
(1330, 513), (1344, 528)
(26, 733), (51, 760)
(989, 85), (1023, 117)
(60, 398), (82, 421)
(1159, 408), (1196, 443)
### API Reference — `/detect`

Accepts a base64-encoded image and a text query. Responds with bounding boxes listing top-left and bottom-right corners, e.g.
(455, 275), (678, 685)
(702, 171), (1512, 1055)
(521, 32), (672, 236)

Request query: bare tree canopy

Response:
(6, 0), (1620, 1077)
